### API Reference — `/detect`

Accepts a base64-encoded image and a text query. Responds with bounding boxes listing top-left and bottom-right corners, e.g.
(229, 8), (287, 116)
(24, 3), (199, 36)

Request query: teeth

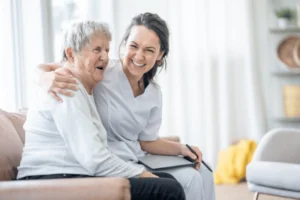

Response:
(132, 60), (145, 67)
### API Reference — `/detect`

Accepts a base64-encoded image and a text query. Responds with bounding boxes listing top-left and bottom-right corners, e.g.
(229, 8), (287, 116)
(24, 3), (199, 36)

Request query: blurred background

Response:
(1, 0), (300, 170)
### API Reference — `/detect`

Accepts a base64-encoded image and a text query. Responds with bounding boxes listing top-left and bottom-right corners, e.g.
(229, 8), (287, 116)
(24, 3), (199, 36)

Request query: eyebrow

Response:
(130, 41), (156, 50)
(93, 46), (102, 49)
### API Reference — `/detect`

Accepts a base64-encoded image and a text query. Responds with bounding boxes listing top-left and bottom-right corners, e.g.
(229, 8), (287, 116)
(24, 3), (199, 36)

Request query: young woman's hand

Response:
(39, 67), (77, 102)
(180, 144), (203, 170)
(139, 170), (159, 178)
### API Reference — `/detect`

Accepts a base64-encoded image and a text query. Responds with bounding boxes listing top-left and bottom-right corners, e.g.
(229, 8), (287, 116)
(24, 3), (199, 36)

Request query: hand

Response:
(39, 67), (77, 102)
(180, 144), (202, 170)
(139, 170), (159, 178)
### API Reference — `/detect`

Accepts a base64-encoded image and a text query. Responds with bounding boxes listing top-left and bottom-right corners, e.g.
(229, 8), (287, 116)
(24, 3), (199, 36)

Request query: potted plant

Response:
(275, 8), (294, 28)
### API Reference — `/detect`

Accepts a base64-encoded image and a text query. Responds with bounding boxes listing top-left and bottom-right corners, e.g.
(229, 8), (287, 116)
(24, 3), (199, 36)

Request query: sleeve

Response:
(51, 87), (144, 178)
(138, 89), (162, 141)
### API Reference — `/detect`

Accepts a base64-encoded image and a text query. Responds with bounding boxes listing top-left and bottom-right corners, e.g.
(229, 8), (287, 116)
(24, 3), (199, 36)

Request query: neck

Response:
(121, 60), (144, 97)
(64, 63), (95, 95)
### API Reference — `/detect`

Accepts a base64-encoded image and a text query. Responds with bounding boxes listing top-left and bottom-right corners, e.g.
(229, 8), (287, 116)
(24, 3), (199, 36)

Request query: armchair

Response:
(246, 128), (300, 199)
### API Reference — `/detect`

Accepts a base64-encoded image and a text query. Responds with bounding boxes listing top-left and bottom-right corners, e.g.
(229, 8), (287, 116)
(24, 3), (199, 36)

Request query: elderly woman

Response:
(17, 20), (185, 200)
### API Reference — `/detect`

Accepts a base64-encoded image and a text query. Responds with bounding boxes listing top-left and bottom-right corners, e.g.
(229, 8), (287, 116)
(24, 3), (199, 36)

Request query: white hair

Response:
(61, 20), (111, 62)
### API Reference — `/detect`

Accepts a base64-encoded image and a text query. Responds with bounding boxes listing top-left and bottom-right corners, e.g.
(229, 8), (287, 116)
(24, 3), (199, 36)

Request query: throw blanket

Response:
(214, 139), (257, 184)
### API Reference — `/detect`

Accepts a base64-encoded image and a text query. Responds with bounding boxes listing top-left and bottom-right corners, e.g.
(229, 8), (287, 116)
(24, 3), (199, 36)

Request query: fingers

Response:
(52, 88), (74, 97)
(53, 81), (78, 91)
(54, 74), (77, 84)
(187, 151), (197, 160)
(195, 162), (201, 170)
(140, 171), (159, 178)
(193, 147), (203, 163)
(48, 91), (63, 102)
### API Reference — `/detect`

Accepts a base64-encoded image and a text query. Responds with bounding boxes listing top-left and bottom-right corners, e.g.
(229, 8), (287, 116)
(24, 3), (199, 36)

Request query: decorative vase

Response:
(277, 18), (289, 29)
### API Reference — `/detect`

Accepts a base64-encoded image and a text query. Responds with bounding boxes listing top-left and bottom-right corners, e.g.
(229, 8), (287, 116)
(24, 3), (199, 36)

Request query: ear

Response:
(157, 51), (165, 61)
(65, 47), (75, 64)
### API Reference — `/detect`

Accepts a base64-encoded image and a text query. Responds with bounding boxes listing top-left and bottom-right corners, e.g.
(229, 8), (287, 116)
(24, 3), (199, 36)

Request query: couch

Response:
(0, 109), (130, 200)
(246, 128), (300, 200)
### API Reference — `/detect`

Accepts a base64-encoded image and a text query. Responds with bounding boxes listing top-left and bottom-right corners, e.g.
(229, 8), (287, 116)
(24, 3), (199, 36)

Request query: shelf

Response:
(272, 117), (300, 122)
(271, 70), (300, 76)
(269, 27), (300, 33)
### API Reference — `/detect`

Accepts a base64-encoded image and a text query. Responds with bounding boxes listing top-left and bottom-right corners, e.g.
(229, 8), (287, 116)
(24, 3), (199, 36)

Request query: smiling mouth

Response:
(132, 60), (146, 67)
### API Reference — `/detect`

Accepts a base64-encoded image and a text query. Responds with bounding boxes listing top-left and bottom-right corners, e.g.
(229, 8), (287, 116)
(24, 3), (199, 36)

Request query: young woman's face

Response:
(123, 25), (164, 78)
(73, 33), (110, 84)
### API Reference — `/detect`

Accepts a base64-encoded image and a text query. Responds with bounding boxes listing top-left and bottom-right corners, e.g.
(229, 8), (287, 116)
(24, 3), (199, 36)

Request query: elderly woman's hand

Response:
(39, 65), (78, 102)
(139, 170), (159, 178)
(180, 144), (203, 170)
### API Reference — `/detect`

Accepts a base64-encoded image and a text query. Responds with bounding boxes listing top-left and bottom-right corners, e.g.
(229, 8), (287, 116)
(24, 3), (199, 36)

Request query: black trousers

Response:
(19, 172), (185, 200)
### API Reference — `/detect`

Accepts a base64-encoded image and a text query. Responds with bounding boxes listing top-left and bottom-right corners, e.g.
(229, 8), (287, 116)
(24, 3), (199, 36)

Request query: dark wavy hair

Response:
(120, 12), (170, 88)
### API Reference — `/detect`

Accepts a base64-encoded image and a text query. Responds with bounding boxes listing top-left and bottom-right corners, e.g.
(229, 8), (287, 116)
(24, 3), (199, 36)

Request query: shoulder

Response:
(147, 82), (162, 104)
(52, 79), (89, 110)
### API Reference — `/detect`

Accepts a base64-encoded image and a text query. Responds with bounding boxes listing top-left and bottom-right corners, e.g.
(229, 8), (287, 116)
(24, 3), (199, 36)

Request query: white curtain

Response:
(0, 0), (48, 112)
(0, 0), (18, 111)
(157, 0), (267, 167)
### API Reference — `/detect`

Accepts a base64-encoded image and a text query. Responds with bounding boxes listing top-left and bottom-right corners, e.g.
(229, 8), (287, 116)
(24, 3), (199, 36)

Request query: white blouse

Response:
(17, 79), (144, 179)
(94, 59), (162, 162)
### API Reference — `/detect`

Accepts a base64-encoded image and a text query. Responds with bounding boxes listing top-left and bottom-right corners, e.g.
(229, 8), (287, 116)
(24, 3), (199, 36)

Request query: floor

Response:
(215, 183), (293, 200)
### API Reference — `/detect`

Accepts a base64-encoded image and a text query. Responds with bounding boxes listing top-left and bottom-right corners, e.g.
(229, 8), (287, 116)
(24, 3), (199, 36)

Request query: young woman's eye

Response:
(146, 49), (154, 53)
(130, 45), (137, 48)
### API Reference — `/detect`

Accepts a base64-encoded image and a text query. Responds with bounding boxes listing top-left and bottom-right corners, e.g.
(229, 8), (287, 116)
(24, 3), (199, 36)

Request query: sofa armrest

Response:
(252, 128), (300, 163)
(0, 177), (130, 200)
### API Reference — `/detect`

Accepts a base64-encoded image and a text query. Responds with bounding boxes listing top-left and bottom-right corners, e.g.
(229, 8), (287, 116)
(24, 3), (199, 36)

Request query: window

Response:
(51, 0), (86, 61)
(0, 0), (17, 111)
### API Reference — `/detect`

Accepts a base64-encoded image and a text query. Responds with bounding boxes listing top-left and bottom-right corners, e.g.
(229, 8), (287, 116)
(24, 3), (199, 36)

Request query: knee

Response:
(164, 179), (186, 200)
(199, 165), (214, 185)
(188, 170), (203, 187)
(175, 181), (186, 200)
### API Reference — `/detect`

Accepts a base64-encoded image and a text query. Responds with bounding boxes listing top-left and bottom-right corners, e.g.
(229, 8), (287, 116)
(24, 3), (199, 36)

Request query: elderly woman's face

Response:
(73, 33), (110, 83)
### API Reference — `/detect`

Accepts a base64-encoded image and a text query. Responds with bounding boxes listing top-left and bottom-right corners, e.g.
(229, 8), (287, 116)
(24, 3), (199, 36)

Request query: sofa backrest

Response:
(0, 109), (26, 180)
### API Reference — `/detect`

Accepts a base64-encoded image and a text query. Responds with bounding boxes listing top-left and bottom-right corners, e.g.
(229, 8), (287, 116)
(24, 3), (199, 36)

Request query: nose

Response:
(135, 49), (145, 60)
(100, 50), (109, 63)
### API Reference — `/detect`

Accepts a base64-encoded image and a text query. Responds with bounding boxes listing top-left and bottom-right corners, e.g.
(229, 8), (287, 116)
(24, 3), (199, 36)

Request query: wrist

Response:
(178, 143), (186, 155)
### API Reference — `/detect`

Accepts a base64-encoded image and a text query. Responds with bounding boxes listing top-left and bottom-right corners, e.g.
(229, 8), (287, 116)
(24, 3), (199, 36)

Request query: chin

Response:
(94, 76), (104, 83)
(129, 66), (145, 77)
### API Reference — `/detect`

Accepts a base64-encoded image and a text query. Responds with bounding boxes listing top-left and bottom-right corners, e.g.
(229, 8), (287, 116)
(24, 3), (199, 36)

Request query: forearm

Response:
(140, 138), (182, 155)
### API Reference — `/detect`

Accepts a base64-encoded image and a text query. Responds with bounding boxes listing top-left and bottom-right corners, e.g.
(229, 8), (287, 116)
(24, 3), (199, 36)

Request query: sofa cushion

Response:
(0, 109), (26, 144)
(0, 115), (23, 180)
(247, 161), (300, 192)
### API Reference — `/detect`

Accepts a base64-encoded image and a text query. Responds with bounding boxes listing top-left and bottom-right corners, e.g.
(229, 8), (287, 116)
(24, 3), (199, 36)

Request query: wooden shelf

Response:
(272, 117), (300, 122)
(271, 70), (300, 76)
(269, 27), (300, 33)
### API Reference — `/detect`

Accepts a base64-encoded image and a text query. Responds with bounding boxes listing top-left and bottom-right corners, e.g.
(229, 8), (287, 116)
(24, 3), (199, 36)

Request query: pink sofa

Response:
(0, 109), (130, 200)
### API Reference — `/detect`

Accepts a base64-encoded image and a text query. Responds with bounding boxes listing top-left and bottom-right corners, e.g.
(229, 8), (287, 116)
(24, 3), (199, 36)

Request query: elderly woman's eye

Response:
(93, 47), (101, 53)
(130, 45), (137, 49)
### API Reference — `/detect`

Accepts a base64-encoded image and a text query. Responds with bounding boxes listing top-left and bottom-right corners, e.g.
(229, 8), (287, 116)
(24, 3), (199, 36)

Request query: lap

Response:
(155, 167), (201, 188)
(20, 173), (185, 200)
(152, 165), (213, 190)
